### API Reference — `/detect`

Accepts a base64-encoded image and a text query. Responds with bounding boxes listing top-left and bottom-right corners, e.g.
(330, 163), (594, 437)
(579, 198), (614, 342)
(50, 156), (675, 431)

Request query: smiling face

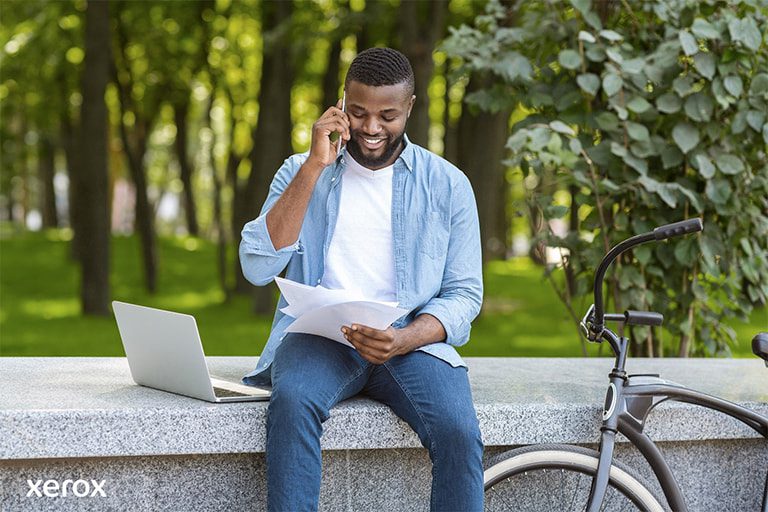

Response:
(344, 80), (415, 170)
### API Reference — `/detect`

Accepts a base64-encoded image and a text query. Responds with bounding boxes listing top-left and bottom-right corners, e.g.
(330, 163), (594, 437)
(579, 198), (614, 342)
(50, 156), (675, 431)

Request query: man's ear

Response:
(407, 95), (416, 118)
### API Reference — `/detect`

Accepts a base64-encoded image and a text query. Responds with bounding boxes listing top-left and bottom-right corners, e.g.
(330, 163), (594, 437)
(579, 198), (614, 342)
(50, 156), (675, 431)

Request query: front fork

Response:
(586, 372), (625, 512)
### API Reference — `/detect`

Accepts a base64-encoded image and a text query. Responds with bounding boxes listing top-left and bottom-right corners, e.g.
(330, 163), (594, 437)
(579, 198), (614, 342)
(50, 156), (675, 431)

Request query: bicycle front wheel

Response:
(484, 444), (666, 512)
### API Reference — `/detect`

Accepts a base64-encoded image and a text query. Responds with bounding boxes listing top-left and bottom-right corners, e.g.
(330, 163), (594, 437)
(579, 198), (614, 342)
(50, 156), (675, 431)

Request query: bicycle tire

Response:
(484, 443), (667, 512)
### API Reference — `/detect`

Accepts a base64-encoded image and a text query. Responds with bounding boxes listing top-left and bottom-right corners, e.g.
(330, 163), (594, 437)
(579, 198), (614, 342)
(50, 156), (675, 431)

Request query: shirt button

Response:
(317, 279), (321, 284)
(331, 177), (336, 182)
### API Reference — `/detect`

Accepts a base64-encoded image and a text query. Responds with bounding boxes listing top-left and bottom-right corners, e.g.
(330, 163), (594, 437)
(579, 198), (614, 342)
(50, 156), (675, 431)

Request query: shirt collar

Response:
(335, 132), (415, 173)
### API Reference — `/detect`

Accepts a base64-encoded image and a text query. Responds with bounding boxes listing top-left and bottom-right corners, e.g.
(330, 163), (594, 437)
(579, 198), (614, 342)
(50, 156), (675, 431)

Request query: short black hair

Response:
(345, 47), (415, 97)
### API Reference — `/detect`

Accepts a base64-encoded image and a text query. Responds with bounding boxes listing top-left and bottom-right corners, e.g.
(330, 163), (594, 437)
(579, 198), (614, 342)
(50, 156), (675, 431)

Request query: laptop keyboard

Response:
(213, 387), (251, 398)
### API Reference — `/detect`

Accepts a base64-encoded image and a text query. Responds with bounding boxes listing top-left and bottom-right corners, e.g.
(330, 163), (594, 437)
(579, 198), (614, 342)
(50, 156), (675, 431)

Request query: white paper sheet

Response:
(275, 277), (408, 347)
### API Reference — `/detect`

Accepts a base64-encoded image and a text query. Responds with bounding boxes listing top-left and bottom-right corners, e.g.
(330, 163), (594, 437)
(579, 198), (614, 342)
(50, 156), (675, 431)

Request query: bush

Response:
(443, 0), (768, 356)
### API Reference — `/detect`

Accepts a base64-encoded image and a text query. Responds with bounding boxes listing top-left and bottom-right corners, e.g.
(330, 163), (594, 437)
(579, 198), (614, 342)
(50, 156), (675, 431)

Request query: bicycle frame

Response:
(577, 218), (767, 511)
(586, 328), (768, 512)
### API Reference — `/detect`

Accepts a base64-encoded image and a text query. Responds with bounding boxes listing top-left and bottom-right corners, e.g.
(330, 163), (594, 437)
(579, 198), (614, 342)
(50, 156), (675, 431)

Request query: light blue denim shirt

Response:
(240, 134), (483, 386)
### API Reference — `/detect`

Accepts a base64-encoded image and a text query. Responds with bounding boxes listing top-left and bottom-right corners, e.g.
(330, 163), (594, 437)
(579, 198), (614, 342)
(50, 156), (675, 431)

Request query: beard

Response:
(345, 129), (406, 169)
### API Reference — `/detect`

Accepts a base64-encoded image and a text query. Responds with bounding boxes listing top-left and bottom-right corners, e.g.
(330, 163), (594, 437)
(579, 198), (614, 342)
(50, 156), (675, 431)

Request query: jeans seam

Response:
(382, 361), (437, 466)
(382, 362), (439, 508)
(325, 364), (369, 414)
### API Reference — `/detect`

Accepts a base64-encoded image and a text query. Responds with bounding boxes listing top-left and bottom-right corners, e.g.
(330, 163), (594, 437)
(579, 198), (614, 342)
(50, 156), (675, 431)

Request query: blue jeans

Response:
(266, 333), (484, 512)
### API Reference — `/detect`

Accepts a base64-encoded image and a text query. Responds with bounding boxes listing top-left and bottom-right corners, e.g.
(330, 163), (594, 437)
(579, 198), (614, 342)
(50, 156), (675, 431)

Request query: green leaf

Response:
(749, 73), (768, 97)
(705, 178), (731, 204)
(546, 205), (569, 219)
(585, 45), (606, 62)
(610, 142), (627, 157)
(679, 30), (698, 56)
(746, 110), (765, 131)
(693, 53), (716, 80)
(570, 0), (591, 14)
(638, 175), (659, 192)
(595, 112), (619, 131)
(672, 122), (700, 153)
(684, 93), (714, 122)
(673, 76), (694, 97)
(656, 93), (682, 113)
(599, 29), (623, 42)
(677, 184), (704, 213)
(724, 75), (743, 97)
(729, 17), (762, 52)
(691, 18), (721, 39)
(695, 154), (716, 178)
(657, 184), (678, 208)
(549, 120), (575, 136)
(621, 58), (645, 75)
(606, 48), (623, 64)
(714, 153), (744, 175)
(584, 11), (603, 31)
(634, 245), (652, 265)
(496, 53), (533, 81)
(569, 137), (583, 154)
(732, 110), (748, 134)
(623, 153), (648, 174)
(577, 73), (600, 96)
(626, 122), (650, 142)
(558, 49), (582, 70)
(627, 96), (652, 113)
(660, 145), (684, 169)
(578, 30), (596, 43)
(602, 73), (623, 96)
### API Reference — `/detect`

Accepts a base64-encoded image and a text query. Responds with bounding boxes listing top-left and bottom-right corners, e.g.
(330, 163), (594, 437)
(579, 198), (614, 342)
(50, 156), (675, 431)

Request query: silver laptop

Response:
(112, 300), (271, 403)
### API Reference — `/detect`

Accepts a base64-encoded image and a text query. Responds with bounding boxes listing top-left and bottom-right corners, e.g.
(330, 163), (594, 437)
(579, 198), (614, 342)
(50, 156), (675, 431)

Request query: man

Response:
(240, 47), (484, 512)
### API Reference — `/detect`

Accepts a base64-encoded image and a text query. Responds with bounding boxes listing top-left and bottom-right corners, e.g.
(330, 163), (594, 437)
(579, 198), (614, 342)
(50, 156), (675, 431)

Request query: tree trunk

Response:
(322, 38), (342, 109)
(234, 0), (294, 313)
(398, 0), (447, 149)
(442, 60), (459, 164)
(39, 136), (59, 228)
(173, 99), (199, 237)
(77, 0), (111, 315)
(60, 108), (81, 260)
(113, 8), (159, 294)
(457, 75), (511, 264)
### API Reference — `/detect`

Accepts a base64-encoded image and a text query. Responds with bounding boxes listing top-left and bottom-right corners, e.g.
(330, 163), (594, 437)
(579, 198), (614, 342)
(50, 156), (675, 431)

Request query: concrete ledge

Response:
(1, 357), (766, 511)
(1, 357), (765, 460)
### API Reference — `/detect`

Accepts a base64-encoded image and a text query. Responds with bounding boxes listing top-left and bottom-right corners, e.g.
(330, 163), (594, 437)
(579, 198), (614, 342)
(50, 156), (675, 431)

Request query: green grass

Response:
(0, 229), (764, 358)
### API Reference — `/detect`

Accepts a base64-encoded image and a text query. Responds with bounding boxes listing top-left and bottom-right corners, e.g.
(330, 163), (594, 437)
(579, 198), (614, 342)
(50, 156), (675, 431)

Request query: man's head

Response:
(343, 47), (416, 169)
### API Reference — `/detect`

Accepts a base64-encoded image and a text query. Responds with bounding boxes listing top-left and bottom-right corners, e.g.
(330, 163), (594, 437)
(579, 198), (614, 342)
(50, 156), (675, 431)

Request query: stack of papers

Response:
(275, 277), (409, 348)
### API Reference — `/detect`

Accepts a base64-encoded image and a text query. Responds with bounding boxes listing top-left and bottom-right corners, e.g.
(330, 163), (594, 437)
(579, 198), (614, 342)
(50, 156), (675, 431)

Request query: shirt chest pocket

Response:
(418, 211), (449, 260)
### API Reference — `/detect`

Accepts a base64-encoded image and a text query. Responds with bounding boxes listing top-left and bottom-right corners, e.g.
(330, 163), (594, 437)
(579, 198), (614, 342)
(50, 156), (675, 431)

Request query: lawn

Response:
(0, 229), (763, 358)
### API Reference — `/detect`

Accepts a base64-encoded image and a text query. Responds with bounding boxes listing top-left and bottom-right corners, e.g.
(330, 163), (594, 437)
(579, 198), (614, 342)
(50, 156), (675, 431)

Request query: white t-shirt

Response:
(320, 154), (397, 303)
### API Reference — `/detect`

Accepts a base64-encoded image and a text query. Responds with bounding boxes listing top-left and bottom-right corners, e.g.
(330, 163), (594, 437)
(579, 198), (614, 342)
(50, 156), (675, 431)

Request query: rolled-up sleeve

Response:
(417, 174), (483, 347)
(239, 154), (308, 287)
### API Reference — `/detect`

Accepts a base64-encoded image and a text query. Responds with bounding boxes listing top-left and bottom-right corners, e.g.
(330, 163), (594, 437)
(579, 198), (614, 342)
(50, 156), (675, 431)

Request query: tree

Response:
(397, 0), (448, 148)
(77, 0), (111, 315)
(444, 0), (768, 356)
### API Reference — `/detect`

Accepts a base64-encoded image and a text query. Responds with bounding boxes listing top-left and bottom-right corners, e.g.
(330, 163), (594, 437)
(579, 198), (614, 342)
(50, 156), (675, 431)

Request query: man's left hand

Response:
(341, 324), (408, 365)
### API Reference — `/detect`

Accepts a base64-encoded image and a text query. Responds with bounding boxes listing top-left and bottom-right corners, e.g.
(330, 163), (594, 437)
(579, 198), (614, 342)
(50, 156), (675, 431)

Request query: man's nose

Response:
(362, 117), (381, 135)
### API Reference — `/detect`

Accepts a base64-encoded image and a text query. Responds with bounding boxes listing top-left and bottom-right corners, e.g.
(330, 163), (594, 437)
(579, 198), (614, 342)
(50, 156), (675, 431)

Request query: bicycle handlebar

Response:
(590, 219), (703, 338)
(653, 218), (703, 241)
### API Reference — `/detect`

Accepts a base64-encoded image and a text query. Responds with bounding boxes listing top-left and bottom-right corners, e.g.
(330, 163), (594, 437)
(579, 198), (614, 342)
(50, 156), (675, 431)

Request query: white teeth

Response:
(364, 138), (383, 144)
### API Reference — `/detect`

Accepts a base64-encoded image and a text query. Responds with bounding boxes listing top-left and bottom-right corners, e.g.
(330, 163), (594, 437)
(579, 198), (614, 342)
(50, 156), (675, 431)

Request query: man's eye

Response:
(382, 117), (395, 122)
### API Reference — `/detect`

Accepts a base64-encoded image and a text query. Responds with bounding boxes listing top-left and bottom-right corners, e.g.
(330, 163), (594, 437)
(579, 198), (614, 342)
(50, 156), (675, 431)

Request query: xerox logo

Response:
(26, 479), (107, 498)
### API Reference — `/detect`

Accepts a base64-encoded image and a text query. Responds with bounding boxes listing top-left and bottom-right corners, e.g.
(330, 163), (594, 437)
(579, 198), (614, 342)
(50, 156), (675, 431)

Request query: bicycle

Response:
(483, 219), (768, 512)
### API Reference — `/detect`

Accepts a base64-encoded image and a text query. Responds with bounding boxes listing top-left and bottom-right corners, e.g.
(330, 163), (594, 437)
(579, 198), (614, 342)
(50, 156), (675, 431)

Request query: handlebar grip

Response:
(624, 310), (664, 326)
(653, 218), (703, 240)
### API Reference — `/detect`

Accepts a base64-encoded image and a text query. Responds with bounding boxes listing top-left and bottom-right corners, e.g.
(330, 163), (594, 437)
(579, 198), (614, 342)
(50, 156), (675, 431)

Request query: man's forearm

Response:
(265, 158), (325, 250)
(397, 314), (447, 353)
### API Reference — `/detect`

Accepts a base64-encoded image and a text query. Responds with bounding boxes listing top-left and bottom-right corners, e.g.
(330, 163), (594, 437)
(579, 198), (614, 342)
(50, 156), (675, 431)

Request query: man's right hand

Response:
(306, 99), (350, 170)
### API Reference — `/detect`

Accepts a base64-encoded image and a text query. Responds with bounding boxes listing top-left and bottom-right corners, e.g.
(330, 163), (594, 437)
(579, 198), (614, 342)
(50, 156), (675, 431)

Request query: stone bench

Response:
(0, 356), (766, 511)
